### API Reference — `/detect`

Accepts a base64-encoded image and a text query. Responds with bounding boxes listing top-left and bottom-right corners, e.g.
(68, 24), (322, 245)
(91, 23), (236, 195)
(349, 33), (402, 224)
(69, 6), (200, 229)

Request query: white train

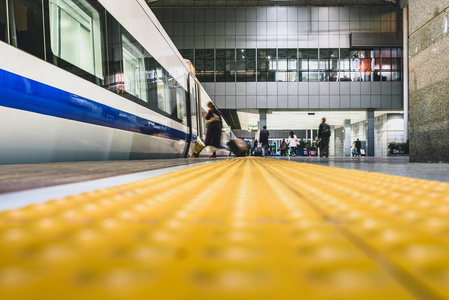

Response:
(0, 0), (232, 164)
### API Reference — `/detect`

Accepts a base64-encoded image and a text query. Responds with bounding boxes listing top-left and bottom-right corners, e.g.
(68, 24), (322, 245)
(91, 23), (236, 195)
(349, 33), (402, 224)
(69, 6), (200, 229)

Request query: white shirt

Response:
(287, 135), (297, 147)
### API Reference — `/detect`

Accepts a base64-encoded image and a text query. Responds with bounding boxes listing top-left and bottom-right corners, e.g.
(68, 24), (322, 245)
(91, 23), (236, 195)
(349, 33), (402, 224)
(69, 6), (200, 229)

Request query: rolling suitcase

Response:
(227, 139), (249, 157)
(254, 147), (263, 157)
(304, 148), (308, 156)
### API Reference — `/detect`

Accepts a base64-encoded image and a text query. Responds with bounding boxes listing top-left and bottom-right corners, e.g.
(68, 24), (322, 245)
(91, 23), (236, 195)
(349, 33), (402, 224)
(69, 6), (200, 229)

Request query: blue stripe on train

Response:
(0, 68), (189, 141)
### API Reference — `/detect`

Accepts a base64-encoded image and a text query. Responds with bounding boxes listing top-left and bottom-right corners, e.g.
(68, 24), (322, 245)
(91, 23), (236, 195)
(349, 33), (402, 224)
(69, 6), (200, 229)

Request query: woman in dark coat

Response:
(205, 101), (222, 158)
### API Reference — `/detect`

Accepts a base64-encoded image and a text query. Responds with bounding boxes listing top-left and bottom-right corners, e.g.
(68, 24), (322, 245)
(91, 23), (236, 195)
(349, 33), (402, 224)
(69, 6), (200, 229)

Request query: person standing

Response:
(287, 131), (298, 157)
(318, 118), (331, 158)
(259, 126), (270, 157)
(355, 138), (362, 157)
(204, 101), (222, 158)
(281, 139), (288, 156)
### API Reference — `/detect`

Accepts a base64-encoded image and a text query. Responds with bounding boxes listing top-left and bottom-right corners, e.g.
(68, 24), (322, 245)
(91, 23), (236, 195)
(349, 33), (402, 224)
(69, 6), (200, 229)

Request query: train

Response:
(0, 0), (233, 165)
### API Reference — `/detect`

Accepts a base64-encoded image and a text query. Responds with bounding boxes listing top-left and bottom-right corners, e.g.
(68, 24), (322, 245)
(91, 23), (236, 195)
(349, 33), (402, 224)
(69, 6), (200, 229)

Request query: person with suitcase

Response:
(355, 139), (362, 157)
(204, 101), (222, 158)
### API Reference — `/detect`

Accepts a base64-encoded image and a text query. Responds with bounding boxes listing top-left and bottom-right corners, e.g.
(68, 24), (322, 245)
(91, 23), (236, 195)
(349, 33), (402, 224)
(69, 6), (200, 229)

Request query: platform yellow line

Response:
(1, 158), (449, 299)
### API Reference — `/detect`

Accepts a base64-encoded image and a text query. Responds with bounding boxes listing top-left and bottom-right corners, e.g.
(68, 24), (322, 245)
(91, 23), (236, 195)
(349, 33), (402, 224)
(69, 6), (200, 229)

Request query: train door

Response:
(183, 74), (200, 157)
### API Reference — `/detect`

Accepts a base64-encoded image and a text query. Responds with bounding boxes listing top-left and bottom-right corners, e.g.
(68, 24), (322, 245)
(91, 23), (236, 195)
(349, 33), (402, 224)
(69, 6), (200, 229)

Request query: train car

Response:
(0, 0), (230, 164)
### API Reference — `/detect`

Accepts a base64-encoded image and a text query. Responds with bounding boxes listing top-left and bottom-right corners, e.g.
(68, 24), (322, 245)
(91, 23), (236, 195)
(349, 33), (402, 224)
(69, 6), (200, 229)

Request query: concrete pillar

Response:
(344, 119), (351, 157)
(329, 125), (335, 156)
(259, 109), (267, 129)
(403, 6), (409, 140)
(366, 109), (375, 156)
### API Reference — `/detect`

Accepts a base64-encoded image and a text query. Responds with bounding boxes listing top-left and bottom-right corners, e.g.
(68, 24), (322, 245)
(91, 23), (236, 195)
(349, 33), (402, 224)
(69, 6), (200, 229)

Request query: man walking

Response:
(355, 138), (362, 157)
(259, 126), (270, 157)
(318, 118), (331, 158)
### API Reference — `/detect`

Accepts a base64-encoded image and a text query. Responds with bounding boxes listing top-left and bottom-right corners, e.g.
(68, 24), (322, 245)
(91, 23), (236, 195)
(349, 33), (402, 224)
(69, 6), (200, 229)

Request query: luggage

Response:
(310, 150), (315, 156)
(227, 138), (249, 157)
(254, 147), (263, 157)
(304, 148), (308, 156)
(193, 138), (206, 157)
(360, 149), (366, 156)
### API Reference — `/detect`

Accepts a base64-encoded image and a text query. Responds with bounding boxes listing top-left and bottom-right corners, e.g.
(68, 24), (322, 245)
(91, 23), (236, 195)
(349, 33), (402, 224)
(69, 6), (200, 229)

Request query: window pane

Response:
(300, 60), (309, 71)
(225, 49), (235, 82)
(122, 34), (148, 102)
(392, 72), (401, 81)
(216, 49), (225, 82)
(288, 71), (297, 82)
(351, 72), (362, 81)
(309, 59), (318, 71)
(104, 13), (122, 93)
(0, 0), (7, 42)
(381, 58), (392, 70)
(204, 49), (214, 82)
(236, 48), (246, 81)
(48, 0), (103, 78)
(300, 72), (309, 82)
(278, 59), (288, 70)
(11, 0), (45, 59)
(276, 71), (287, 82)
(319, 72), (329, 82)
(308, 71), (319, 81)
(246, 49), (256, 82)
(381, 48), (392, 58)
(338, 72), (351, 81)
(381, 72), (391, 81)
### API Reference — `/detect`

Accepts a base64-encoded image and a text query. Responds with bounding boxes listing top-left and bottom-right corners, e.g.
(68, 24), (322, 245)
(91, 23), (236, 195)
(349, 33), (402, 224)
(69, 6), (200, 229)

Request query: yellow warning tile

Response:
(2, 157), (449, 299)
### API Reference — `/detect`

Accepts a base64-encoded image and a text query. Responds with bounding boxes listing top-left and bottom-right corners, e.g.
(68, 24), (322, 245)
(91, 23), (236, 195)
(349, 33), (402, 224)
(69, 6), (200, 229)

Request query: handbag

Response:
(205, 113), (220, 128)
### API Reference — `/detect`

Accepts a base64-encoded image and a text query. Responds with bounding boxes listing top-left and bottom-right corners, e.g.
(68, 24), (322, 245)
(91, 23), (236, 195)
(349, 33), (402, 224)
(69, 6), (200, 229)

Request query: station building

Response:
(152, 0), (407, 157)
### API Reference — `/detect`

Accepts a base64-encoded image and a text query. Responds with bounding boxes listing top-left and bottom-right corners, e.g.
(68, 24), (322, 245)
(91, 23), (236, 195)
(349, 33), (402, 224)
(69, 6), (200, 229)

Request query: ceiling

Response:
(147, 0), (399, 8)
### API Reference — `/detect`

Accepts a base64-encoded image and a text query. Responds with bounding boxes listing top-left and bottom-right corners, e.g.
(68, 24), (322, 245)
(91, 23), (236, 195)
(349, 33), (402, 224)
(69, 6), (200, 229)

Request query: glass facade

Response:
(183, 48), (402, 82)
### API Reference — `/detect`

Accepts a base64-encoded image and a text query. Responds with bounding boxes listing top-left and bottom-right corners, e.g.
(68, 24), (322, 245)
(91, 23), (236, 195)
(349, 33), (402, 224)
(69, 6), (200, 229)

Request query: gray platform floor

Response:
(0, 158), (225, 194)
(275, 156), (449, 182)
(0, 156), (448, 195)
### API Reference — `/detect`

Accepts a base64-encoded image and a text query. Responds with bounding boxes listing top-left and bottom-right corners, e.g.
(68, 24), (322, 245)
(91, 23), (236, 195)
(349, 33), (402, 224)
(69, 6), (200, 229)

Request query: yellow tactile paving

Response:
(1, 158), (449, 299)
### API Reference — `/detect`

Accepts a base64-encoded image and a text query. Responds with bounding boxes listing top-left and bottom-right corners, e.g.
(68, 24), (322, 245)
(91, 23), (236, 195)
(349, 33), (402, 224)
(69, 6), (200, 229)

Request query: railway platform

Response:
(1, 157), (449, 299)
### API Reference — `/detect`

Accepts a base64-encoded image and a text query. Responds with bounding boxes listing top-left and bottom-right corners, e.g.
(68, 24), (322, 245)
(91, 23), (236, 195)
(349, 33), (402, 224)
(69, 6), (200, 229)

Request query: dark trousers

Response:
(319, 137), (330, 157)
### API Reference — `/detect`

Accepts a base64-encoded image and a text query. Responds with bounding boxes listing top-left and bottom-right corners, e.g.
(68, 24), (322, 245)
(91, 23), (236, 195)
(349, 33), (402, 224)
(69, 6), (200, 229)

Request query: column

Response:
(366, 109), (375, 156)
(329, 126), (335, 156)
(403, 6), (409, 140)
(344, 119), (351, 156)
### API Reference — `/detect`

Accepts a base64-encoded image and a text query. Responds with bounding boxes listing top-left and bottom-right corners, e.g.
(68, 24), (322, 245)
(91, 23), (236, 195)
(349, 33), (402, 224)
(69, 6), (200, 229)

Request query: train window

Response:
(122, 34), (148, 102)
(0, 0), (6, 42)
(48, 0), (103, 79)
(176, 84), (187, 124)
(9, 0), (45, 59)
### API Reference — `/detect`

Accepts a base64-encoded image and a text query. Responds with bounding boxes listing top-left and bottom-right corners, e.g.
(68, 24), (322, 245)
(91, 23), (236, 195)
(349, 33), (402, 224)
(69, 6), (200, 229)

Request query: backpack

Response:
(321, 123), (331, 137)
